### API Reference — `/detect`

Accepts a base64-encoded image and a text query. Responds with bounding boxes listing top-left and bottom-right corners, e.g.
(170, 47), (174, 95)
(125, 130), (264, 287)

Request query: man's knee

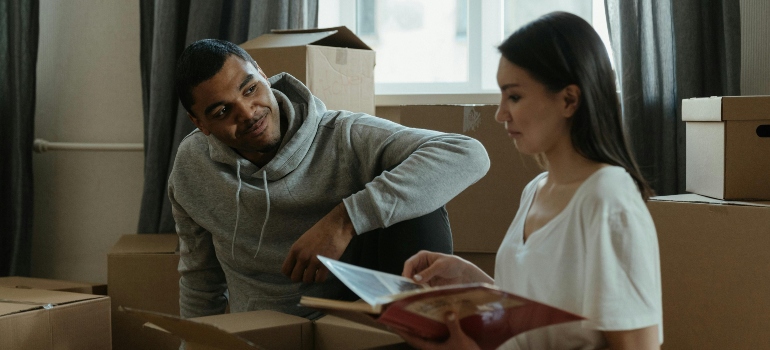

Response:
(341, 206), (453, 275)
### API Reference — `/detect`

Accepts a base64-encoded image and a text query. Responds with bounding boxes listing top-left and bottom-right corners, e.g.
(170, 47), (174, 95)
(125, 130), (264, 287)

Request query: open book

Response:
(300, 256), (585, 350)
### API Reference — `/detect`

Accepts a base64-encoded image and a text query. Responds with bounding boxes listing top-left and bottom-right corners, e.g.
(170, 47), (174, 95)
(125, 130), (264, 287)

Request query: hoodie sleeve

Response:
(339, 113), (490, 234)
(169, 183), (229, 319)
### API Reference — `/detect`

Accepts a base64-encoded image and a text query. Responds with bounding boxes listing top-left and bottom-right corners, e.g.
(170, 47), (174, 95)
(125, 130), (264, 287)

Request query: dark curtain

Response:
(138, 0), (318, 233)
(605, 0), (740, 195)
(0, 1), (39, 276)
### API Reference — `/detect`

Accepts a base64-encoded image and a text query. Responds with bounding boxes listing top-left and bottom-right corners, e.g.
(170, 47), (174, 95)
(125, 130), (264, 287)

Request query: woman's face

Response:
(495, 57), (575, 156)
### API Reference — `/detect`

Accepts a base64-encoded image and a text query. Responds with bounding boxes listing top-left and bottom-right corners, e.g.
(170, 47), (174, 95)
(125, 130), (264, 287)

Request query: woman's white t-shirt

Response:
(495, 166), (662, 349)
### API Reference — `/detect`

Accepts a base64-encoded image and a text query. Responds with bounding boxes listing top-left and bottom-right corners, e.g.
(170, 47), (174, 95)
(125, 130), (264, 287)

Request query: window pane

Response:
(503, 0), (592, 36)
(357, 0), (469, 84)
(502, 0), (615, 70)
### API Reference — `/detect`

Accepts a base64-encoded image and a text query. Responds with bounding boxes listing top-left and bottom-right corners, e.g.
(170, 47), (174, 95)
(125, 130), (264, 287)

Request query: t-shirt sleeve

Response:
(581, 198), (662, 332)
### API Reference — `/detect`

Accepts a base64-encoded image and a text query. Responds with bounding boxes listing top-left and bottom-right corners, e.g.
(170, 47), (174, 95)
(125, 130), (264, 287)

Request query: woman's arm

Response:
(603, 325), (660, 350)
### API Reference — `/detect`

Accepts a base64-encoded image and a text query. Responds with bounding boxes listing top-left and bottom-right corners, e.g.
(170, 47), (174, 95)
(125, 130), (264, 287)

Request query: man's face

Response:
(188, 56), (282, 165)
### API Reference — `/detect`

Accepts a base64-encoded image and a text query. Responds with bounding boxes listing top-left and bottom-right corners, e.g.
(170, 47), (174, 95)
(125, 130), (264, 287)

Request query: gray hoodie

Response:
(169, 73), (490, 319)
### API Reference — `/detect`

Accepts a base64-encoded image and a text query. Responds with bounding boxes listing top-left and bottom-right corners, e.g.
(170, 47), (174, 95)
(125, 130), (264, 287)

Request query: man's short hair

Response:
(175, 39), (257, 116)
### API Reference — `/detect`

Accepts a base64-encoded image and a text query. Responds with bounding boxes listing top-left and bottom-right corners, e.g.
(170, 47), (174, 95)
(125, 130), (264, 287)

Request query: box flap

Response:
(0, 287), (102, 317)
(0, 301), (41, 316)
(683, 96), (770, 121)
(0, 276), (93, 294)
(241, 26), (371, 51)
(121, 307), (262, 350)
(109, 234), (179, 255)
(650, 194), (770, 207)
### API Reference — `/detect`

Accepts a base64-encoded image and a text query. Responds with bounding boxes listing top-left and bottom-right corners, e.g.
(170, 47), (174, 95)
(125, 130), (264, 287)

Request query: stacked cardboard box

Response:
(683, 95), (770, 200)
(108, 233), (181, 350)
(647, 194), (770, 349)
(123, 307), (408, 350)
(652, 94), (770, 348)
(241, 26), (376, 116)
(386, 104), (543, 277)
(0, 287), (111, 349)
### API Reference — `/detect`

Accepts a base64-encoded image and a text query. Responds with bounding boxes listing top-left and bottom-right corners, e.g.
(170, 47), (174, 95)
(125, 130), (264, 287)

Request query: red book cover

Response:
(301, 256), (585, 350)
(377, 284), (583, 349)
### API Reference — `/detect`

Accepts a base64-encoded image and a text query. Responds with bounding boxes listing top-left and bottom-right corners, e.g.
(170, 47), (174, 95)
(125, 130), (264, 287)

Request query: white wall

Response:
(32, 0), (144, 284)
(740, 0), (770, 95)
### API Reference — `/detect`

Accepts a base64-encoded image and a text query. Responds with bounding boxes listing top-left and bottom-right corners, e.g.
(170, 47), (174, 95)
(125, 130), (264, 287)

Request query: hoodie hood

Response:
(204, 72), (328, 181)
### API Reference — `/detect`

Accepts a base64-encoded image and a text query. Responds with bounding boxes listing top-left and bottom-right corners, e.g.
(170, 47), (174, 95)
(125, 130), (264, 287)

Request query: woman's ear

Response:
(562, 84), (581, 118)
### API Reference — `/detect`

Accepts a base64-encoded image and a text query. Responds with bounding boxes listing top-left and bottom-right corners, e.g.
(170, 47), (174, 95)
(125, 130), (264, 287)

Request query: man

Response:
(168, 39), (490, 319)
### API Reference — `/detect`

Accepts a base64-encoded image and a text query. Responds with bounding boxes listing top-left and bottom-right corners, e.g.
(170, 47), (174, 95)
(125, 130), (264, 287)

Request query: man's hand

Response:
(281, 203), (356, 283)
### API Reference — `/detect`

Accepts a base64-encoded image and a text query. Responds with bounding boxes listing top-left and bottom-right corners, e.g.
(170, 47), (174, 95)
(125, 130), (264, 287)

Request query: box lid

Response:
(682, 96), (770, 121)
(109, 234), (178, 255)
(241, 26), (371, 51)
(650, 194), (770, 207)
(0, 287), (103, 317)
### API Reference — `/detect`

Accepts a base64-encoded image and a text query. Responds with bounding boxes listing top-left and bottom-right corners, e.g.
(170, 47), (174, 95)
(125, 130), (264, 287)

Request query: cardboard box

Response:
(313, 314), (408, 350)
(0, 276), (106, 295)
(648, 194), (770, 349)
(108, 233), (181, 350)
(241, 26), (376, 115)
(396, 105), (542, 253)
(682, 95), (770, 200)
(0, 287), (111, 349)
(123, 307), (408, 350)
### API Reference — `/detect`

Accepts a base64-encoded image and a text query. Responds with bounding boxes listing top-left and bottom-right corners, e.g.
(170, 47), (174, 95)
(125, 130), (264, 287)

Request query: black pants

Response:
(339, 205), (453, 284)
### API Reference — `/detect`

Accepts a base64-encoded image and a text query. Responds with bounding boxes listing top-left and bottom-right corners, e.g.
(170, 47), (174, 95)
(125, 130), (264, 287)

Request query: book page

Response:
(318, 255), (424, 305)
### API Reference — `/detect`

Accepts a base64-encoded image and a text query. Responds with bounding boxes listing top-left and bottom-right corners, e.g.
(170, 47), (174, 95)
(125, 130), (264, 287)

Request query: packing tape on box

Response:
(336, 48), (348, 65)
(463, 106), (482, 133)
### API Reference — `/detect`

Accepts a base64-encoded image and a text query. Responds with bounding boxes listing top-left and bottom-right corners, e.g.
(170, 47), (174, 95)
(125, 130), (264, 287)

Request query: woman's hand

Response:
(402, 251), (493, 287)
(393, 311), (482, 350)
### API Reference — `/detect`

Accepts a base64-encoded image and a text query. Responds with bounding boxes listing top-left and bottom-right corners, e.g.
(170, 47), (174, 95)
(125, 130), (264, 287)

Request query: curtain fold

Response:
(0, 0), (39, 276)
(605, 0), (740, 195)
(138, 0), (318, 233)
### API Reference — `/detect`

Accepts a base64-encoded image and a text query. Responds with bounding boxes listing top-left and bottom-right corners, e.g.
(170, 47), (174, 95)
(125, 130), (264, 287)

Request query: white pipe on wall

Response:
(33, 139), (144, 153)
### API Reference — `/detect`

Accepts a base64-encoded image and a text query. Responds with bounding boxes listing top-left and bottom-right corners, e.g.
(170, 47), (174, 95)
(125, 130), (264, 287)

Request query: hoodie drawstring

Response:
(254, 170), (270, 258)
(231, 167), (272, 261)
(231, 161), (243, 262)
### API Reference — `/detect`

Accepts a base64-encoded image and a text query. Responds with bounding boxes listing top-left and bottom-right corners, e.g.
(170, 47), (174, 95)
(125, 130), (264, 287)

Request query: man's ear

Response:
(187, 113), (210, 136)
(561, 84), (581, 118)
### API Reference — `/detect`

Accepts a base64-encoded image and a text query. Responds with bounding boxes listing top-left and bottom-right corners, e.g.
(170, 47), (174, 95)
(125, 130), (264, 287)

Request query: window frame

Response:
(323, 0), (608, 105)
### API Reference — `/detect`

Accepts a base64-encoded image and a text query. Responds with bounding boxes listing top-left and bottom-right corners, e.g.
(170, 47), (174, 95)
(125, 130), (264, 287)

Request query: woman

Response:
(396, 11), (662, 350)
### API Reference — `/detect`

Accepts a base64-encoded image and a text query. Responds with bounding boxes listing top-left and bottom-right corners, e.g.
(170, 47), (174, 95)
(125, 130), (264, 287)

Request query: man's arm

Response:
(170, 187), (228, 318)
(282, 113), (490, 283)
(342, 114), (490, 233)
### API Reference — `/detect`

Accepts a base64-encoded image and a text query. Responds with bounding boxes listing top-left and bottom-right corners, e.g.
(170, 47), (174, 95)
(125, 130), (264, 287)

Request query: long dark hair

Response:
(498, 11), (654, 200)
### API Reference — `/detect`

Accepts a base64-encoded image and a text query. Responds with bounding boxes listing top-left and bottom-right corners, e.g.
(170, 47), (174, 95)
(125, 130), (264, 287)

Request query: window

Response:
(319, 0), (611, 101)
